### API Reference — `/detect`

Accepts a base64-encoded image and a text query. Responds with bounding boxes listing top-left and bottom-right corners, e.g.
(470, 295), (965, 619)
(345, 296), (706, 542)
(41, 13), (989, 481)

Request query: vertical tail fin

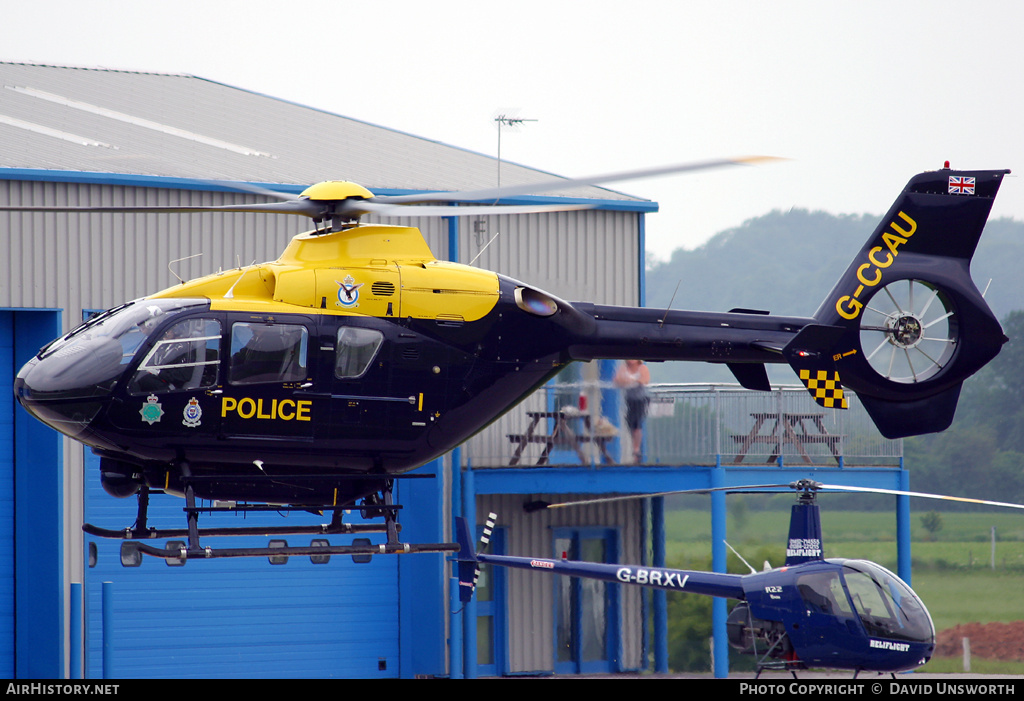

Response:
(785, 167), (1010, 438)
(455, 517), (480, 603)
(454, 513), (498, 603)
(785, 480), (824, 566)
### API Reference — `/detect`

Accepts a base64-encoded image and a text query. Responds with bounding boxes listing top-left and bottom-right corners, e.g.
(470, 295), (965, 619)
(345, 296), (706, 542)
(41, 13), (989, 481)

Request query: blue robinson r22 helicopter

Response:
(455, 480), (1024, 676)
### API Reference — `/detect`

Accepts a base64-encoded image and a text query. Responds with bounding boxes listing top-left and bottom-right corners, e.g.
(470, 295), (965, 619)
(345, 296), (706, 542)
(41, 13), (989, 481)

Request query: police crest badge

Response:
(140, 394), (164, 425)
(182, 397), (203, 428)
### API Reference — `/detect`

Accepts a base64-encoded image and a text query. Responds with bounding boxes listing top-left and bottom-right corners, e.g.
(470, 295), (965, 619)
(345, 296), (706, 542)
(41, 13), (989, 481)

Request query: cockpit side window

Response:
(796, 570), (854, 617)
(229, 322), (309, 385)
(335, 327), (384, 379)
(128, 318), (222, 395)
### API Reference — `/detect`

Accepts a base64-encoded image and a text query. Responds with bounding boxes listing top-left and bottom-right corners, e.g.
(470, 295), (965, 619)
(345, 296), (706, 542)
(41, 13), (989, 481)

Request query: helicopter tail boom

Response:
(454, 517), (745, 601)
(562, 167), (1009, 439)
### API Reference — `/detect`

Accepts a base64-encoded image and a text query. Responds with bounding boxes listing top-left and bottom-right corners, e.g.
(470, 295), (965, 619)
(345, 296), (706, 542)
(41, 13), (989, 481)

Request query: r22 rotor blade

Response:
(534, 482), (797, 510)
(817, 484), (1024, 511)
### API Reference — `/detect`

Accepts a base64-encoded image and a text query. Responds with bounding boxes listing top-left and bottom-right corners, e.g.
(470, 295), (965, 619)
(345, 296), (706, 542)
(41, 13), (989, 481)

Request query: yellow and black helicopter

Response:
(4, 161), (1010, 564)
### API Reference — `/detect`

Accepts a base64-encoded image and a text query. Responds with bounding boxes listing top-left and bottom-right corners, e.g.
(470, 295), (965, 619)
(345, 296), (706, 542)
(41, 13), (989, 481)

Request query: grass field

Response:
(913, 569), (1024, 675)
(921, 656), (1024, 674)
(664, 507), (1024, 673)
(664, 507), (1024, 547)
(663, 505), (1024, 646)
(667, 538), (1024, 576)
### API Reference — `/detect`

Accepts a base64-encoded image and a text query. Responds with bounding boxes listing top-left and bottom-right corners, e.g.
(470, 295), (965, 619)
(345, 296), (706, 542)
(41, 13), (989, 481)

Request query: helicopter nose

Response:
(14, 336), (122, 438)
(15, 365), (103, 439)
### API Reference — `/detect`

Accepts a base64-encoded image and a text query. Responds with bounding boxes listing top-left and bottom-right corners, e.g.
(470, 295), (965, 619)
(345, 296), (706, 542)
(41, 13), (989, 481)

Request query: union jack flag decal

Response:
(948, 176), (976, 195)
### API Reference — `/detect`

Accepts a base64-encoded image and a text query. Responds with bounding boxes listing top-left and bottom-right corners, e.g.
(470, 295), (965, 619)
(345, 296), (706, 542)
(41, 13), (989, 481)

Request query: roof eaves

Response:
(0, 168), (658, 212)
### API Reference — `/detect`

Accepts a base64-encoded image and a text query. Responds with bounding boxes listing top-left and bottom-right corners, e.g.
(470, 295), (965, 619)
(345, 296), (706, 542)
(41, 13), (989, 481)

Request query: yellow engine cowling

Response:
(152, 223), (500, 322)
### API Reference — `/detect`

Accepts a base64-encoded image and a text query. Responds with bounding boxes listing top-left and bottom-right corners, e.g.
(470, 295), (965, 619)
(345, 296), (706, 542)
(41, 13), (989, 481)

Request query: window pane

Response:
(129, 318), (221, 395)
(555, 536), (573, 663)
(335, 327), (383, 379)
(843, 562), (933, 642)
(476, 564), (493, 602)
(476, 616), (494, 665)
(796, 570), (853, 617)
(580, 538), (607, 662)
(229, 322), (308, 385)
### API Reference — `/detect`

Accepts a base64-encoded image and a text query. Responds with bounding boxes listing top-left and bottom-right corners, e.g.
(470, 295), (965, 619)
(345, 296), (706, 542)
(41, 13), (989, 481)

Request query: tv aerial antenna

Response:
(469, 112), (538, 266)
(494, 112), (537, 192)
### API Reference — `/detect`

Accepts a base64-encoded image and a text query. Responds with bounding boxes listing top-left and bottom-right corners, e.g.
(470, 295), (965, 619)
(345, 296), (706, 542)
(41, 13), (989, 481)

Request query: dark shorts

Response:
(625, 398), (648, 431)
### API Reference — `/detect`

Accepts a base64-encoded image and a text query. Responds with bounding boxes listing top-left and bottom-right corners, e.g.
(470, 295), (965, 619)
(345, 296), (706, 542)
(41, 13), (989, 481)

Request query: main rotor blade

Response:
(376, 156), (784, 205)
(209, 180), (302, 202)
(0, 155), (781, 220)
(0, 200), (323, 217)
(817, 484), (1024, 511)
(0, 195), (592, 220)
(356, 200), (595, 218)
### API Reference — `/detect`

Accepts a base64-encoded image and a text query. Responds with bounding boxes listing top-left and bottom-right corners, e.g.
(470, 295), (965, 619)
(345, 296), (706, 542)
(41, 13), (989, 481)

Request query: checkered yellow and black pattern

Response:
(798, 369), (848, 409)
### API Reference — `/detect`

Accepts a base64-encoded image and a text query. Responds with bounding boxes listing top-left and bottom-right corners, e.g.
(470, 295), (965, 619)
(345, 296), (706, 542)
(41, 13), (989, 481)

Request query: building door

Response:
(2, 310), (62, 678)
(554, 528), (620, 674)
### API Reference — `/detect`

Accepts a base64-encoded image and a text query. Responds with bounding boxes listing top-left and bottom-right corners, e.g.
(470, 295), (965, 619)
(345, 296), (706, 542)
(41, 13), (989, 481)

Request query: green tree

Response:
(920, 511), (943, 540)
(907, 311), (1024, 506)
(666, 590), (713, 672)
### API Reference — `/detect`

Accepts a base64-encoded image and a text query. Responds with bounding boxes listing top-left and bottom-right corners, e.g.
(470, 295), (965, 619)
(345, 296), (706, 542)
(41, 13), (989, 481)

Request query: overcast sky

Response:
(3, 0), (1022, 261)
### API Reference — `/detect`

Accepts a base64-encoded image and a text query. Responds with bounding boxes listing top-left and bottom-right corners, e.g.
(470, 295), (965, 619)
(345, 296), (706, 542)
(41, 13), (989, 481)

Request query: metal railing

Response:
(465, 383), (902, 468)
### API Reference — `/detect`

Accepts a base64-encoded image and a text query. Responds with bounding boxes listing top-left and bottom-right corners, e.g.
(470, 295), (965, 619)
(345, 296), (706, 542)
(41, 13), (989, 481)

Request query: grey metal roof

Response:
(0, 62), (647, 205)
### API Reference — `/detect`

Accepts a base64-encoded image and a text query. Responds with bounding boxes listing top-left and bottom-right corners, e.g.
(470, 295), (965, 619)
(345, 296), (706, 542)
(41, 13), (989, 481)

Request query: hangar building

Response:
(0, 62), (656, 678)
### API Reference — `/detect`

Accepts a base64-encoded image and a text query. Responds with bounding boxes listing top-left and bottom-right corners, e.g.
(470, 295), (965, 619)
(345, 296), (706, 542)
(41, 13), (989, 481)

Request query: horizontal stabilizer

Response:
(784, 324), (847, 356)
(727, 363), (771, 392)
(728, 308), (770, 315)
(783, 324), (848, 409)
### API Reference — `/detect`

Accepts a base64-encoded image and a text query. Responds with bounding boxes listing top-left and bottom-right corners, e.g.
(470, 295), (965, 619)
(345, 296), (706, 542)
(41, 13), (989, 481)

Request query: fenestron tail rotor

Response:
(859, 279), (959, 384)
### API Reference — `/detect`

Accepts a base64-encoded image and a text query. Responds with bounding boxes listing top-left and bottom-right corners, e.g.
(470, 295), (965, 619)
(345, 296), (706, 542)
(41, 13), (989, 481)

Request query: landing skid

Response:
(83, 520), (393, 540)
(85, 472), (457, 567)
(120, 538), (458, 567)
(754, 660), (807, 678)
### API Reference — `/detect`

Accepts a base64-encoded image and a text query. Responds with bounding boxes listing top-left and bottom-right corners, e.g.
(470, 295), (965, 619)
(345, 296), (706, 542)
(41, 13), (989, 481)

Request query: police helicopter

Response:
(454, 480), (1024, 676)
(4, 161), (1011, 564)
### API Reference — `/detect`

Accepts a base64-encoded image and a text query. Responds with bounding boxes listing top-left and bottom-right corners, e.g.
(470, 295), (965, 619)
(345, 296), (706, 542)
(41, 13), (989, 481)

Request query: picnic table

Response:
(732, 412), (842, 464)
(507, 410), (615, 466)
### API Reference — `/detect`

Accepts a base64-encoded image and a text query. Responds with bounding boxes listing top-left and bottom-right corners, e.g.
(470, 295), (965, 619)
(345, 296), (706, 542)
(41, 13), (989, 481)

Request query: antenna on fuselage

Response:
(659, 280), (682, 328)
(168, 253), (202, 285)
(224, 260), (256, 299)
(724, 540), (757, 574)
